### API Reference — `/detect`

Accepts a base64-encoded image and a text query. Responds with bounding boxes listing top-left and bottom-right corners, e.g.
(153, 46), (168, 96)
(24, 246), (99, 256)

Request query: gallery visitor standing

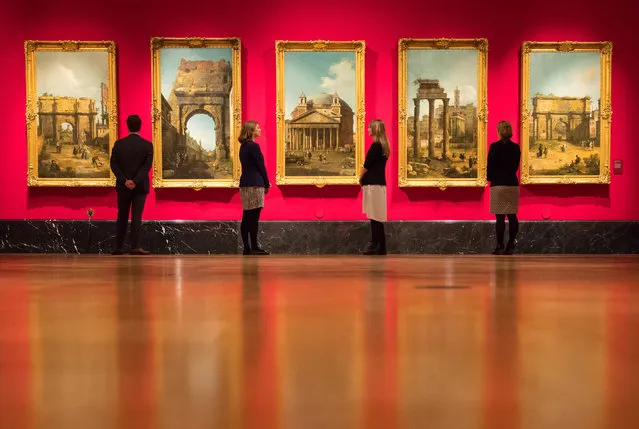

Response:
(487, 120), (521, 255)
(360, 119), (390, 255)
(238, 120), (270, 255)
(110, 114), (154, 255)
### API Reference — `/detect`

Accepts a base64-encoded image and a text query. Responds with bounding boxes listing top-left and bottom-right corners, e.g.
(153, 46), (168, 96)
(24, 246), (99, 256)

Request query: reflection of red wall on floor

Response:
(364, 277), (398, 429)
(605, 284), (639, 427)
(2, 0), (637, 221)
(118, 264), (157, 429)
(242, 277), (280, 429)
(482, 279), (520, 429)
(0, 269), (31, 429)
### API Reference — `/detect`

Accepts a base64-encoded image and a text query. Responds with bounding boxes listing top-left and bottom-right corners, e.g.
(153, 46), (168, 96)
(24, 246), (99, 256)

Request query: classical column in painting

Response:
(414, 79), (447, 160)
(74, 110), (79, 144)
(567, 113), (573, 140)
(428, 98), (435, 159)
(413, 98), (421, 160)
(442, 98), (449, 159)
(330, 126), (333, 149)
(51, 100), (58, 146)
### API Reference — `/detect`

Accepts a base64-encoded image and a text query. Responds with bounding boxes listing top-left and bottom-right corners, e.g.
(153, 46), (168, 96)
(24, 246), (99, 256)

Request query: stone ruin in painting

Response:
(407, 79), (478, 179)
(161, 58), (233, 180)
(528, 94), (601, 176)
(37, 83), (111, 178)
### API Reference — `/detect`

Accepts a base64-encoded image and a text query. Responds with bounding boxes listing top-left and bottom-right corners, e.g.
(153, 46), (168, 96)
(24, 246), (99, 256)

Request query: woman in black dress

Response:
(238, 120), (270, 255)
(487, 120), (521, 255)
(360, 119), (390, 255)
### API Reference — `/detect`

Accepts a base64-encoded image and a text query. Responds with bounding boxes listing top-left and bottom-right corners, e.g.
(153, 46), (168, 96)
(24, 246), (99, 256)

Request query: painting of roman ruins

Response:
(398, 39), (487, 188)
(152, 38), (241, 189)
(276, 41), (365, 185)
(520, 41), (612, 184)
(25, 41), (117, 187)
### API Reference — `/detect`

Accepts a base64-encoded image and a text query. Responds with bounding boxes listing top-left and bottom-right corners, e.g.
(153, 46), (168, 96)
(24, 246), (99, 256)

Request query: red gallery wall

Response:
(0, 0), (636, 221)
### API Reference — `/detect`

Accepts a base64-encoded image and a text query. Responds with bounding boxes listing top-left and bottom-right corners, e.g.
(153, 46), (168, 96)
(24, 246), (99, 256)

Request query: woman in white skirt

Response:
(238, 121), (270, 255)
(487, 120), (521, 255)
(360, 119), (390, 255)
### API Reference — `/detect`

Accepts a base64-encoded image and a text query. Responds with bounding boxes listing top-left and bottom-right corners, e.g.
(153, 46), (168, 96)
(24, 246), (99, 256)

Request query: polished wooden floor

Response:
(1, 255), (638, 429)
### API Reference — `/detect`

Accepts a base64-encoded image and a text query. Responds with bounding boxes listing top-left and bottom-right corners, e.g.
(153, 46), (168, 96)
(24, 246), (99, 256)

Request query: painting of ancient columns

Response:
(520, 42), (612, 184)
(276, 41), (365, 186)
(151, 38), (241, 189)
(25, 41), (118, 187)
(398, 39), (487, 188)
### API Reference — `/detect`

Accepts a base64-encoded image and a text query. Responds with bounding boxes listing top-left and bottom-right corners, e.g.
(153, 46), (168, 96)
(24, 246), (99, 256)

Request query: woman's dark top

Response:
(239, 140), (270, 188)
(360, 141), (387, 186)
(487, 139), (521, 187)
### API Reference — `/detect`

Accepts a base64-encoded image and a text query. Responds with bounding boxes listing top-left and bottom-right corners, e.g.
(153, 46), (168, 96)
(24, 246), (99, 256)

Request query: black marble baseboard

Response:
(1, 220), (637, 254)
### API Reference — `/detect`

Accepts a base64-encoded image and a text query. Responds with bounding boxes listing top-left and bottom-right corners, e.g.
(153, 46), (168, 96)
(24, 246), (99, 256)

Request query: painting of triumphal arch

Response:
(152, 38), (241, 188)
(398, 39), (488, 188)
(520, 41), (612, 184)
(25, 41), (117, 187)
(276, 41), (365, 186)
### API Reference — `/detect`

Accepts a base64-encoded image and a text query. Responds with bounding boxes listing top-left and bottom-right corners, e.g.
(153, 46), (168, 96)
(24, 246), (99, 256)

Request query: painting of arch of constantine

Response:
(25, 41), (117, 186)
(520, 42), (611, 184)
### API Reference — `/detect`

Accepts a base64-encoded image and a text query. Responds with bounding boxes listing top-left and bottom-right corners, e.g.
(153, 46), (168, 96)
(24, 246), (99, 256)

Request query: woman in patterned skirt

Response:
(487, 120), (521, 255)
(360, 119), (390, 255)
(239, 120), (270, 255)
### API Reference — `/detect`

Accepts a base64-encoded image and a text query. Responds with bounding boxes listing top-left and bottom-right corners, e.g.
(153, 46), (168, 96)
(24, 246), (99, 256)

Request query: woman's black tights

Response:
(370, 219), (386, 251)
(495, 214), (518, 247)
(241, 208), (262, 251)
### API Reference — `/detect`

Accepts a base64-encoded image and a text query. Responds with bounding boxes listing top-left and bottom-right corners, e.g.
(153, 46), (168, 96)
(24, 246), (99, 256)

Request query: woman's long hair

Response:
(497, 120), (513, 141)
(369, 119), (390, 157)
(238, 120), (258, 144)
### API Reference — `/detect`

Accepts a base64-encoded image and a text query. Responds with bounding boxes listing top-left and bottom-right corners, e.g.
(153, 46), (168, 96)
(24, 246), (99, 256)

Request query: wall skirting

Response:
(1, 220), (637, 254)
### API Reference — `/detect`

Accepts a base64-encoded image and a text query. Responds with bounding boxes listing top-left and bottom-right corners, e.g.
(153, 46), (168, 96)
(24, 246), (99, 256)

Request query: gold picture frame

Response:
(151, 37), (242, 189)
(520, 41), (612, 184)
(275, 40), (365, 186)
(25, 40), (118, 187)
(398, 38), (488, 189)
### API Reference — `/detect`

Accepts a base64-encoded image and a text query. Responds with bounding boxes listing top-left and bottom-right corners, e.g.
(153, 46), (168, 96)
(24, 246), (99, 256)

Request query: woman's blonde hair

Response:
(497, 120), (513, 140)
(238, 120), (258, 144)
(369, 119), (390, 157)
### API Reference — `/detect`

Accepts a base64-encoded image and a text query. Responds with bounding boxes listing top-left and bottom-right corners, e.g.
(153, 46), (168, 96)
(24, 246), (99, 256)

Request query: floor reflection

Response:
(0, 255), (637, 429)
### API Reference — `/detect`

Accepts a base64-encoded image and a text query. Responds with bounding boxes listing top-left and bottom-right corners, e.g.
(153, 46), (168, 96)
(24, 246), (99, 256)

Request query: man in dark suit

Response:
(110, 115), (153, 255)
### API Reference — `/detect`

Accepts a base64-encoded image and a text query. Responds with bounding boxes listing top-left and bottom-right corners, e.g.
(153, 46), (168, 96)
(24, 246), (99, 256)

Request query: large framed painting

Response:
(151, 37), (241, 189)
(25, 41), (117, 187)
(520, 41), (612, 184)
(275, 40), (365, 186)
(398, 38), (488, 189)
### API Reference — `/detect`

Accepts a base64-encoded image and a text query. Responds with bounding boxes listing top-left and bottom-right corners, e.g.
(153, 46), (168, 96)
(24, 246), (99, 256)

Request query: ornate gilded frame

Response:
(25, 40), (118, 187)
(398, 38), (488, 189)
(520, 41), (612, 185)
(275, 40), (365, 186)
(151, 37), (241, 189)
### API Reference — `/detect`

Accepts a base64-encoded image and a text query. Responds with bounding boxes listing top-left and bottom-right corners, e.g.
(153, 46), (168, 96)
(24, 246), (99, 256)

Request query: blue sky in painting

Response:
(284, 51), (356, 120)
(407, 49), (478, 108)
(161, 47), (232, 150)
(530, 52), (600, 110)
(36, 51), (108, 116)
